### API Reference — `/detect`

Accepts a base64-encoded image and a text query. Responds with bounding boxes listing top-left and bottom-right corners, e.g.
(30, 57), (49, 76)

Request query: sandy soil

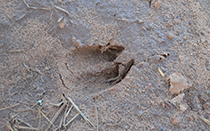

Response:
(0, 0), (210, 130)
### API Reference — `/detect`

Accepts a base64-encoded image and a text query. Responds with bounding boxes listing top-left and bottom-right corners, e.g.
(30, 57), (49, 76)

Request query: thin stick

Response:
(15, 13), (27, 21)
(59, 101), (68, 129)
(23, 0), (30, 8)
(198, 115), (210, 125)
(106, 118), (122, 126)
(95, 105), (98, 131)
(6, 121), (14, 131)
(50, 10), (53, 20)
(50, 101), (64, 107)
(38, 107), (41, 129)
(17, 118), (34, 128)
(45, 100), (67, 131)
(13, 124), (39, 130)
(65, 105), (73, 119)
(64, 113), (79, 127)
(0, 104), (20, 111)
(58, 115), (64, 129)
(6, 98), (33, 106)
(23, 62), (43, 75)
(64, 94), (95, 127)
(158, 67), (165, 77)
(38, 108), (55, 128)
(54, 5), (70, 16)
(63, 104), (73, 127)
(23, 0), (51, 10)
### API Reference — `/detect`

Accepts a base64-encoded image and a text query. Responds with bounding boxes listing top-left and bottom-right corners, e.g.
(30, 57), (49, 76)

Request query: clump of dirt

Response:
(168, 73), (189, 95)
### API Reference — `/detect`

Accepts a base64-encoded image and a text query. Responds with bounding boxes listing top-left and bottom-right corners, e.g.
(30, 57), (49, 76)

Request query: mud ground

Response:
(0, 0), (210, 130)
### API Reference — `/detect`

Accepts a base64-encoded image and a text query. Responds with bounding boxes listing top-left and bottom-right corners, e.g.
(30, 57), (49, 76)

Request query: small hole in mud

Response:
(149, 0), (152, 7)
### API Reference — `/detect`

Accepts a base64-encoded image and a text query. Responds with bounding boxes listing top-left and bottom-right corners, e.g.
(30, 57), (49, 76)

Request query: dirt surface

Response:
(0, 0), (210, 130)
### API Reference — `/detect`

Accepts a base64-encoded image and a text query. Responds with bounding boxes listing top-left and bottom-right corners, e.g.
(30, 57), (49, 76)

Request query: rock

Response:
(169, 73), (189, 95)
(169, 93), (185, 106)
(179, 103), (188, 112)
(166, 21), (173, 27)
(169, 93), (189, 112)
(146, 23), (154, 30)
(172, 116), (183, 125)
(59, 18), (66, 29)
(154, 0), (161, 9)
(137, 19), (144, 24)
(167, 32), (174, 39)
(72, 36), (76, 43)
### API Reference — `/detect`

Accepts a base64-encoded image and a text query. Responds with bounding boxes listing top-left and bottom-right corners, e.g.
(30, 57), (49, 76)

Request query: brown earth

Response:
(0, 0), (210, 130)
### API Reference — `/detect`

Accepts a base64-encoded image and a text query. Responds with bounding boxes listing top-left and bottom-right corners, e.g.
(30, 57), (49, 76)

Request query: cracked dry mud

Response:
(0, 0), (210, 131)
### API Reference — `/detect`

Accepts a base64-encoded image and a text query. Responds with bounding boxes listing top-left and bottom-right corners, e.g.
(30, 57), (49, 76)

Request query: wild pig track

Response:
(64, 44), (134, 94)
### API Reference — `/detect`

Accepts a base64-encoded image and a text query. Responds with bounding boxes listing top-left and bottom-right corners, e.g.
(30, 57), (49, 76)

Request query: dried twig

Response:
(50, 101), (64, 107)
(6, 121), (14, 131)
(45, 99), (67, 131)
(0, 104), (20, 111)
(106, 118), (122, 126)
(63, 105), (73, 127)
(198, 115), (210, 125)
(38, 108), (41, 129)
(23, 62), (43, 75)
(17, 118), (34, 128)
(6, 98), (33, 106)
(38, 108), (55, 128)
(23, 0), (51, 10)
(58, 115), (64, 130)
(64, 113), (80, 127)
(16, 107), (38, 113)
(54, 5), (70, 16)
(13, 124), (39, 130)
(64, 93), (95, 128)
(158, 67), (165, 77)
(95, 105), (98, 131)
(15, 13), (27, 21)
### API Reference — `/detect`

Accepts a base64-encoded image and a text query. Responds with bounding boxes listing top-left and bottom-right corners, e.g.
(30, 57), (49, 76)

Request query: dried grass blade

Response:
(64, 94), (95, 127)
(198, 115), (210, 125)
(38, 108), (55, 128)
(0, 104), (20, 111)
(45, 100), (67, 131)
(13, 124), (39, 130)
(64, 113), (79, 127)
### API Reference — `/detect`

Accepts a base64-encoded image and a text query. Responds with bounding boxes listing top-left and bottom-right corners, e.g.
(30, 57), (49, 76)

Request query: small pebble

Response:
(167, 32), (174, 39)
(189, 21), (191, 25)
(169, 93), (185, 106)
(172, 116), (183, 125)
(188, 116), (193, 121)
(98, 96), (101, 100)
(162, 103), (165, 108)
(179, 103), (188, 112)
(169, 73), (189, 95)
(137, 19), (144, 24)
(166, 21), (173, 27)
(58, 0), (63, 4)
(154, 0), (161, 9)
(146, 23), (154, 30)
(72, 36), (76, 43)
(59, 18), (66, 29)
(95, 0), (100, 5)
(201, 32), (205, 36)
